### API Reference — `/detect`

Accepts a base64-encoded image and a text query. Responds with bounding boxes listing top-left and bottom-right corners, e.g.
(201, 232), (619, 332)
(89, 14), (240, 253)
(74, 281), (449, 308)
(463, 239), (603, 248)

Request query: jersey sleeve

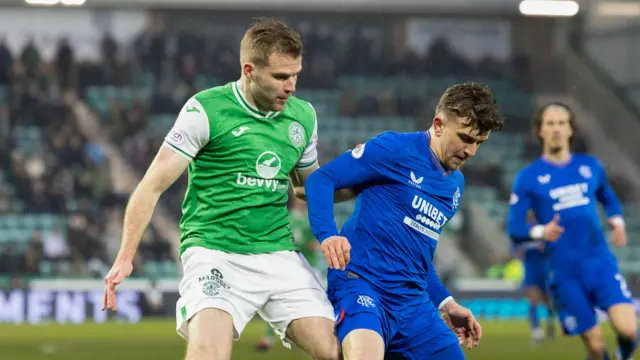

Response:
(594, 159), (623, 219)
(507, 171), (538, 242)
(305, 132), (400, 242)
(162, 98), (210, 160)
(426, 260), (453, 310)
(296, 103), (318, 170)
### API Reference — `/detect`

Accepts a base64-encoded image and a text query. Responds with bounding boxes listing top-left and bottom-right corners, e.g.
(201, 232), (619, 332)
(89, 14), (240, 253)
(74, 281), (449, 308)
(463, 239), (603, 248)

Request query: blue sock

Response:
(617, 334), (637, 359)
(529, 304), (539, 329)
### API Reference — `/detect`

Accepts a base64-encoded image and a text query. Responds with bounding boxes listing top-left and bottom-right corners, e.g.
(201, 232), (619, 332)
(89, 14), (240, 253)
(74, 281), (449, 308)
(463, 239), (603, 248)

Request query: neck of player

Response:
(241, 77), (268, 113)
(427, 128), (447, 166)
(542, 146), (571, 164)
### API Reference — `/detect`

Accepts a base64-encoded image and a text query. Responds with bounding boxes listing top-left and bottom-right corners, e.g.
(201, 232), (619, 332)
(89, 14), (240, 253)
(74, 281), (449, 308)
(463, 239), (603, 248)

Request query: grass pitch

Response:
(0, 319), (634, 359)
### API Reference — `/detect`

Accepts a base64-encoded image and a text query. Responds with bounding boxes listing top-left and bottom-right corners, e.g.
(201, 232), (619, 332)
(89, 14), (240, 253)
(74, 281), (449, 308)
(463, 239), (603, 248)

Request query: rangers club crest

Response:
(452, 187), (460, 210)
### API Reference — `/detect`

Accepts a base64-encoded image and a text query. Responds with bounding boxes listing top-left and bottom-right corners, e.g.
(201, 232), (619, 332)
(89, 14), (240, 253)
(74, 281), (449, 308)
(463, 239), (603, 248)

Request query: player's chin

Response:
(271, 98), (288, 111)
(447, 159), (464, 170)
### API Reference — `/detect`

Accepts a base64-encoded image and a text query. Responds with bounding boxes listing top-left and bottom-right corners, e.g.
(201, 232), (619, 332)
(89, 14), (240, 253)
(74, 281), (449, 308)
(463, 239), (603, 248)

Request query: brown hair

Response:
(435, 82), (504, 134)
(531, 102), (577, 143)
(240, 18), (303, 68)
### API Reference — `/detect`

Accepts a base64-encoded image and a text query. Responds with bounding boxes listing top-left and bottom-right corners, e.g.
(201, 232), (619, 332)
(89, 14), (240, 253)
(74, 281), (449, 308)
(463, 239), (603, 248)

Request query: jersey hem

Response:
(295, 160), (317, 170)
(179, 237), (299, 257)
(164, 141), (195, 160)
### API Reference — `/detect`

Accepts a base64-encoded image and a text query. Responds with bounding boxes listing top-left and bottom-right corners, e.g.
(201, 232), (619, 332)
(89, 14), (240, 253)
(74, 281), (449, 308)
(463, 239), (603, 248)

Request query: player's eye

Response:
(459, 134), (475, 144)
(273, 74), (291, 80)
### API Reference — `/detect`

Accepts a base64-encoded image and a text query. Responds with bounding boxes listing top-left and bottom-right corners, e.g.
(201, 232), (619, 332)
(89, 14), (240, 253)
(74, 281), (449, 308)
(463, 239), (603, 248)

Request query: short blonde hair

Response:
(240, 18), (303, 68)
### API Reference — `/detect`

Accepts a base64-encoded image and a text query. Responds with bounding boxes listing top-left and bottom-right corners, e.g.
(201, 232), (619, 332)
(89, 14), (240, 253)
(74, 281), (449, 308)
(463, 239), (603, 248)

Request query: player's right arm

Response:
(103, 98), (209, 311)
(115, 147), (189, 264)
(507, 171), (535, 242)
(507, 171), (563, 243)
(305, 132), (397, 270)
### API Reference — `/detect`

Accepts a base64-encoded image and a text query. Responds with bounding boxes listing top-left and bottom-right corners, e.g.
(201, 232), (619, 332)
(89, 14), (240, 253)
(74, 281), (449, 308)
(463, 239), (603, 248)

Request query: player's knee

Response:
(307, 336), (341, 360)
(584, 337), (607, 356)
(186, 339), (229, 360)
(526, 288), (542, 304)
(311, 346), (341, 360)
(609, 304), (638, 340)
(616, 325), (637, 342)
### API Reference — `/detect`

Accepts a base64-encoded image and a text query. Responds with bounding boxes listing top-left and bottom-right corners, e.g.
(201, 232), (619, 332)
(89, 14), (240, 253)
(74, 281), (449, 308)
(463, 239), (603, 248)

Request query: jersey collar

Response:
(540, 153), (573, 168)
(424, 131), (452, 176)
(232, 80), (281, 119)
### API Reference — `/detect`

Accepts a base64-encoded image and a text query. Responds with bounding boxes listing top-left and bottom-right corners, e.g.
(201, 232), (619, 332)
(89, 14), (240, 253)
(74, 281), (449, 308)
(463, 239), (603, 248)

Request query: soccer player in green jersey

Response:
(102, 18), (350, 360)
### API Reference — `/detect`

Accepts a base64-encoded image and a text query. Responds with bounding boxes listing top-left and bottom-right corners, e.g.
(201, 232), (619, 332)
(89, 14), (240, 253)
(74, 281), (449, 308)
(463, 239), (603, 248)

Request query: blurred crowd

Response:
(0, 16), (608, 281)
(0, 34), (174, 281)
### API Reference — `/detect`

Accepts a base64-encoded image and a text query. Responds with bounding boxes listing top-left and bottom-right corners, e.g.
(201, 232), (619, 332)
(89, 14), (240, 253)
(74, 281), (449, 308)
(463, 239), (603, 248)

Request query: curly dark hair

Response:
(240, 18), (303, 68)
(435, 82), (504, 134)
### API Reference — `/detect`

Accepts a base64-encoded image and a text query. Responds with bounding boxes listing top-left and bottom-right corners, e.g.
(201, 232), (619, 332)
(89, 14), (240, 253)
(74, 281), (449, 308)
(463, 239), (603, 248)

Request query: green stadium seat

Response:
(159, 261), (178, 278)
(39, 261), (54, 277)
(38, 215), (57, 229)
(143, 261), (159, 278)
(20, 215), (36, 228)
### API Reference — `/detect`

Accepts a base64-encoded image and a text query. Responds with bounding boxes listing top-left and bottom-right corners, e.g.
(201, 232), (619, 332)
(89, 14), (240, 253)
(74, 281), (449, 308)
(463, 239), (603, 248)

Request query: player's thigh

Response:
(608, 303), (638, 339)
(548, 279), (597, 336)
(387, 302), (460, 359)
(175, 246), (268, 341)
(325, 269), (389, 358)
(259, 252), (336, 351)
(184, 308), (234, 360)
(343, 328), (385, 360)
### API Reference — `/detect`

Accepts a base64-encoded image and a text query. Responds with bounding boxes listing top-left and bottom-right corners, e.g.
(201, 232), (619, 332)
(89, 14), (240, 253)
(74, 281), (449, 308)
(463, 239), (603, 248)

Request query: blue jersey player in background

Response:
(507, 102), (636, 360)
(511, 209), (557, 345)
(304, 83), (504, 360)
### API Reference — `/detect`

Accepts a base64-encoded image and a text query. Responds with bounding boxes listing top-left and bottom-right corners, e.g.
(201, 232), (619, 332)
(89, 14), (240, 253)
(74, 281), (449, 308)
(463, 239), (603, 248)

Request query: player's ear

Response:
(433, 117), (445, 136)
(242, 62), (254, 79)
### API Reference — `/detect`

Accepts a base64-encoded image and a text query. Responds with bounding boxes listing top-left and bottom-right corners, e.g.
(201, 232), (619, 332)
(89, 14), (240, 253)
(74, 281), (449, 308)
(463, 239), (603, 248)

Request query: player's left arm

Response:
(305, 133), (397, 242)
(594, 160), (627, 246)
(427, 259), (454, 311)
(290, 163), (357, 203)
(594, 160), (624, 222)
(429, 261), (482, 349)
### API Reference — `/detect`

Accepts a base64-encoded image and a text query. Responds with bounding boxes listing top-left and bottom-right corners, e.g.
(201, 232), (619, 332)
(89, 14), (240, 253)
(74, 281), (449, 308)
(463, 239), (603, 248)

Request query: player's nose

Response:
(464, 143), (478, 157)
(283, 78), (296, 94)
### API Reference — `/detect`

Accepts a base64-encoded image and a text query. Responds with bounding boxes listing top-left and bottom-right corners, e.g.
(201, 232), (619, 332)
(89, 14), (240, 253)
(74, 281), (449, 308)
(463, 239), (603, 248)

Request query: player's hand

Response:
(320, 236), (351, 271)
(543, 214), (564, 242)
(608, 220), (627, 247)
(440, 300), (482, 350)
(102, 259), (133, 312)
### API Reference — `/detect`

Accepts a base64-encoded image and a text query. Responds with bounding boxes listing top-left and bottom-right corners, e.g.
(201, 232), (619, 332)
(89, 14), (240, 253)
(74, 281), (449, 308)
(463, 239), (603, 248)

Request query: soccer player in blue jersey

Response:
(512, 210), (557, 345)
(304, 83), (504, 360)
(507, 102), (636, 360)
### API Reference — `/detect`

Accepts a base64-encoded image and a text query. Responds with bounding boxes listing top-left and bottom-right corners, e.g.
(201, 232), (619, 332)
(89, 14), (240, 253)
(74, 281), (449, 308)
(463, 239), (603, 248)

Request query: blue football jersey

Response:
(507, 154), (622, 275)
(305, 131), (463, 303)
